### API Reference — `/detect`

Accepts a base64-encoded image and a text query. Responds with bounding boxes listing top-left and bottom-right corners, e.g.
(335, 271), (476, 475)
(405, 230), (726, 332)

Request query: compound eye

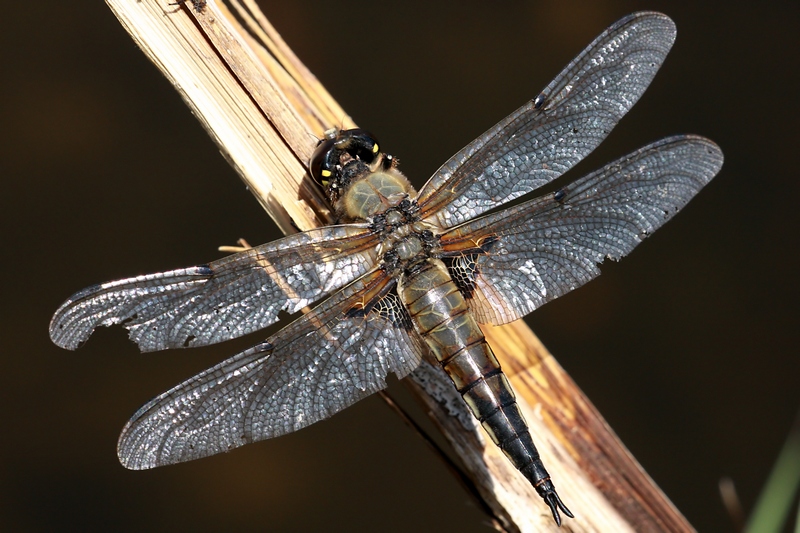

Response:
(309, 136), (337, 186)
(340, 128), (380, 164)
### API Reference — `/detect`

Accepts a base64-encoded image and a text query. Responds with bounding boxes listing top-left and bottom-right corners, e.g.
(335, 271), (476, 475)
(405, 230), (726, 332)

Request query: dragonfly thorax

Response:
(340, 169), (415, 221)
(378, 220), (440, 276)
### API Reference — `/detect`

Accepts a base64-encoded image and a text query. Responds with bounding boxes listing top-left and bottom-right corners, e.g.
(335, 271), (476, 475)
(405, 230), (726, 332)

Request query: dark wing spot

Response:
(371, 290), (413, 330)
(442, 236), (497, 299)
(444, 255), (479, 299)
(345, 306), (368, 319)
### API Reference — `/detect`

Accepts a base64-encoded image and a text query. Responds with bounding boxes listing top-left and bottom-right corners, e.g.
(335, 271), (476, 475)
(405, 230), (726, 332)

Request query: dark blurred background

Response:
(2, 1), (798, 531)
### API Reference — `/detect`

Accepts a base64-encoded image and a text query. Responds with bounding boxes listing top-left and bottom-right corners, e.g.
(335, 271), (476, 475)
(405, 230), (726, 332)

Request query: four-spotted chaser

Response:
(50, 12), (723, 525)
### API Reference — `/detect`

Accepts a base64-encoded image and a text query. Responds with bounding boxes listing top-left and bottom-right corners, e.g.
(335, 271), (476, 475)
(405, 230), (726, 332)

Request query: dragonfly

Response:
(50, 11), (722, 526)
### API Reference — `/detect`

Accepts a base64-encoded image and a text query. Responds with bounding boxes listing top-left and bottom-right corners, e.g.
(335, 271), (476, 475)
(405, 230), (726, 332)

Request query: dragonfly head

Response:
(309, 128), (381, 198)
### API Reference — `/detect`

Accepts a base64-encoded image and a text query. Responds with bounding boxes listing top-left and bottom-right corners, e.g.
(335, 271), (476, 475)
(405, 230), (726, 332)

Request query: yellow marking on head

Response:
(321, 169), (332, 177)
(321, 179), (329, 187)
(372, 143), (379, 154)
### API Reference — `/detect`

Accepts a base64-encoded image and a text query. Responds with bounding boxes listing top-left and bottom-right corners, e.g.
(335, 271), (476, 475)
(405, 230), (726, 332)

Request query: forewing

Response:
(440, 136), (723, 325)
(50, 224), (378, 352)
(416, 12), (676, 229)
(117, 269), (425, 469)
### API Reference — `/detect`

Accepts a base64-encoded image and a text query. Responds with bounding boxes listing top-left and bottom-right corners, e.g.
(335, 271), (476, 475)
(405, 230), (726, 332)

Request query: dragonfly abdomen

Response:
(398, 259), (564, 509)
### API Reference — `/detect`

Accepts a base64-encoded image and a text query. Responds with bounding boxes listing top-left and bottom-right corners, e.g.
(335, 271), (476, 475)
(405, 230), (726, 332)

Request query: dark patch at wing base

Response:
(440, 235), (498, 299)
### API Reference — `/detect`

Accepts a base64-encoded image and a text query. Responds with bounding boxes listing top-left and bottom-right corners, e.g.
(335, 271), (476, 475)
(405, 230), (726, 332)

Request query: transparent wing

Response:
(439, 136), (723, 325)
(416, 12), (676, 229)
(410, 361), (476, 431)
(117, 269), (425, 469)
(50, 224), (379, 352)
